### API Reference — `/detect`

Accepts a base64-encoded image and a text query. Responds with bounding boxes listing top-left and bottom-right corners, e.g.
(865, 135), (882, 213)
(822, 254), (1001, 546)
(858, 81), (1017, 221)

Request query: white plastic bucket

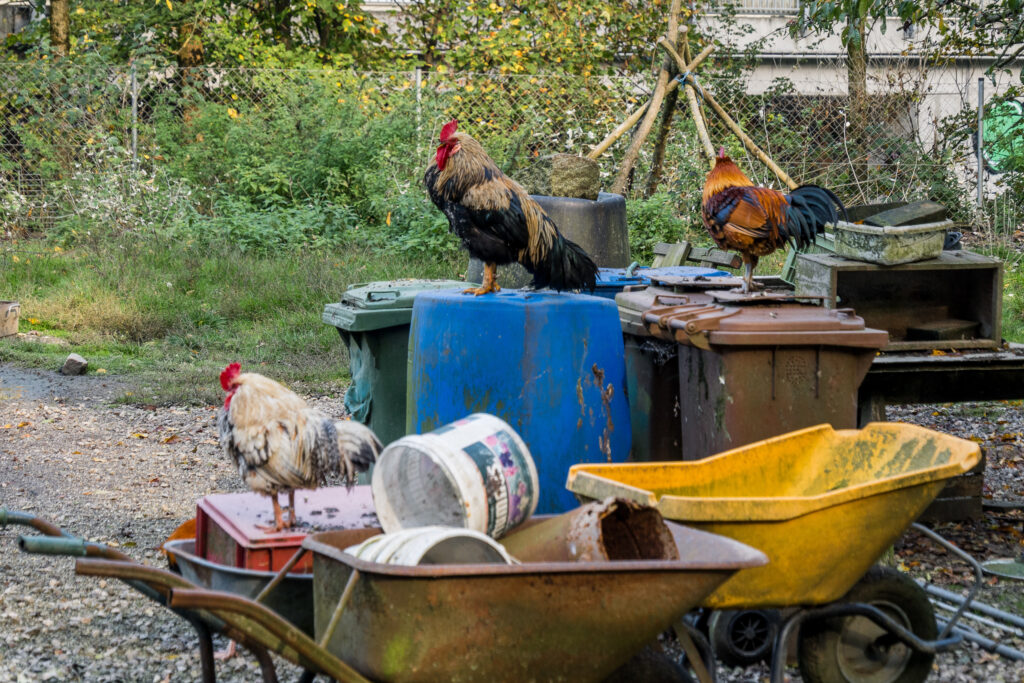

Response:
(371, 413), (539, 538)
(343, 526), (514, 566)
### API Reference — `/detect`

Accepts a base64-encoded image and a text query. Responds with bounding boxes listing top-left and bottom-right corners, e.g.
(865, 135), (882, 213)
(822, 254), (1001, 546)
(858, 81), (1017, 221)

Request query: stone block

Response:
(61, 353), (88, 376)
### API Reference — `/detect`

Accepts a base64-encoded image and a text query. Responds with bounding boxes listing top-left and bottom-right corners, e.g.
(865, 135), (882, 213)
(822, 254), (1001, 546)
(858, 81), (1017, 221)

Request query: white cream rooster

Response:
(217, 362), (381, 532)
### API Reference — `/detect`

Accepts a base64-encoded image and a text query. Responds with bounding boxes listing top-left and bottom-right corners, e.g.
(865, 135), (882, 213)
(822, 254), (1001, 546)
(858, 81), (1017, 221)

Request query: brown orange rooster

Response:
(424, 119), (598, 295)
(702, 147), (846, 293)
(217, 363), (381, 532)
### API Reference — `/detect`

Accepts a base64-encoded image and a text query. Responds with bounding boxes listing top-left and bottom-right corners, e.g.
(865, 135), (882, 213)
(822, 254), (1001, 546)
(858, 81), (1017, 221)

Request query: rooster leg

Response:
(740, 254), (763, 293)
(463, 262), (502, 296)
(287, 490), (297, 527)
(257, 494), (289, 533)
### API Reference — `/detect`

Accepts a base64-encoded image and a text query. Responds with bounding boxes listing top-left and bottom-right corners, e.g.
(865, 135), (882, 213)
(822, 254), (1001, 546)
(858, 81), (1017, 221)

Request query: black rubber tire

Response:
(798, 566), (937, 683)
(708, 609), (780, 667)
(602, 642), (696, 683)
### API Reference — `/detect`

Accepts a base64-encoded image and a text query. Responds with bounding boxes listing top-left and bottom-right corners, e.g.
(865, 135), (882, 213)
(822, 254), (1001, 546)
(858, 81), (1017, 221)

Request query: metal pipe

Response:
(920, 582), (1024, 630)
(931, 599), (1024, 636)
(936, 618), (1024, 661)
(255, 548), (309, 604)
(910, 523), (984, 640)
(131, 62), (139, 170)
(415, 66), (422, 159)
(317, 568), (360, 650)
(977, 77), (984, 208)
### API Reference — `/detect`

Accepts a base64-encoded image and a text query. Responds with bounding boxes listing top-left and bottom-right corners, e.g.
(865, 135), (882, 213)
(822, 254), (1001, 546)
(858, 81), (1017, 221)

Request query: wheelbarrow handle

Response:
(18, 534), (133, 561)
(0, 508), (75, 538)
(169, 587), (372, 683)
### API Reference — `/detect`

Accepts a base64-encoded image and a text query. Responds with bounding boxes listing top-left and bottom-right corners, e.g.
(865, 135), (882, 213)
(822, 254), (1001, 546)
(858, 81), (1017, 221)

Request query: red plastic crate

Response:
(195, 485), (376, 573)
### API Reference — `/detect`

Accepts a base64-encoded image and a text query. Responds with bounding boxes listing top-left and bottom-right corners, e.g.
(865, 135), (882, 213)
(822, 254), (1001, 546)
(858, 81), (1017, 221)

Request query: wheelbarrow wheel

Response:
(798, 566), (936, 683)
(708, 609), (779, 667)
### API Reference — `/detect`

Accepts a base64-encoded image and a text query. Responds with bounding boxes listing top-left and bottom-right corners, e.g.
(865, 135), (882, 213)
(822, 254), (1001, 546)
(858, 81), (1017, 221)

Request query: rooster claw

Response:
(214, 640), (237, 661)
(462, 284), (500, 296)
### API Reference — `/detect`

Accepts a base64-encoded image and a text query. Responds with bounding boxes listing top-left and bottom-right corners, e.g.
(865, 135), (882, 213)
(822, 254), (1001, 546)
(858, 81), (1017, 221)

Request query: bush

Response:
(627, 192), (706, 264)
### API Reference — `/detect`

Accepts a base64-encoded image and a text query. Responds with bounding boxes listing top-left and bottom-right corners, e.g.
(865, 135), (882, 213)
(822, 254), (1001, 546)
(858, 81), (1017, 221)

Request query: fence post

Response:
(415, 67), (422, 156)
(131, 62), (138, 171)
(977, 77), (983, 209)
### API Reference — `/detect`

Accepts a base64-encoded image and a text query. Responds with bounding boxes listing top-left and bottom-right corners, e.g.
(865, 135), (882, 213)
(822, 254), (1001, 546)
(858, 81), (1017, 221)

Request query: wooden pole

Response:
(658, 38), (799, 190)
(609, 0), (683, 196)
(666, 38), (715, 170)
(587, 43), (715, 161)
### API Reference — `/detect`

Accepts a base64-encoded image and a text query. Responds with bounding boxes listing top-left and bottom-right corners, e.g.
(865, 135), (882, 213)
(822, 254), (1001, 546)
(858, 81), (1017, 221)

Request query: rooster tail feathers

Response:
(311, 418), (381, 486)
(527, 232), (599, 292)
(784, 185), (847, 248)
(335, 419), (381, 474)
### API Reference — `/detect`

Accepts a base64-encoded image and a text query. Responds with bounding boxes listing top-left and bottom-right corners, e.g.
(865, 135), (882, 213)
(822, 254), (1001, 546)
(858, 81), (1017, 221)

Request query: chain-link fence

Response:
(0, 57), (1016, 240)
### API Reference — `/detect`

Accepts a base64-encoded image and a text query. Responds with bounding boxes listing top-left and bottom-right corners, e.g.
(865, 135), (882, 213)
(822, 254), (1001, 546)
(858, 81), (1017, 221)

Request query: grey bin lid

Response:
(322, 279), (467, 332)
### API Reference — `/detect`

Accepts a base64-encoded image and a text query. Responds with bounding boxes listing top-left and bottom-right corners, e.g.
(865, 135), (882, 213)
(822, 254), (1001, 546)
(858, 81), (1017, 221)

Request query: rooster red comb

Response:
(220, 362), (241, 391)
(717, 146), (727, 159)
(440, 119), (458, 142)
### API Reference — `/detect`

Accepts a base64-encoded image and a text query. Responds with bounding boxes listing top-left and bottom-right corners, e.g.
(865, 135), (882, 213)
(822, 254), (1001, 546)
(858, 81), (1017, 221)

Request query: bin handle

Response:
(367, 291), (400, 302)
(652, 295), (690, 307)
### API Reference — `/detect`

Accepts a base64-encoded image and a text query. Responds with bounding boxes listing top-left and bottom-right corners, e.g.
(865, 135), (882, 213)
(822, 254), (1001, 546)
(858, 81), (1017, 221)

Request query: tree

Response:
(794, 1), (1024, 90)
(393, 0), (675, 75)
(50, 0), (70, 57)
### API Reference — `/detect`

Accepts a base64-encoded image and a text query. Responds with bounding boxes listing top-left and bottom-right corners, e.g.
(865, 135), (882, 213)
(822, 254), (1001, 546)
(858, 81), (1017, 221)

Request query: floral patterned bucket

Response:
(371, 413), (539, 539)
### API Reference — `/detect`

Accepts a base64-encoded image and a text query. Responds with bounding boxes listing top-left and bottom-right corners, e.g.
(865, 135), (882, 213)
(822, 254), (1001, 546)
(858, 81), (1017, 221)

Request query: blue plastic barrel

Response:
(407, 290), (633, 513)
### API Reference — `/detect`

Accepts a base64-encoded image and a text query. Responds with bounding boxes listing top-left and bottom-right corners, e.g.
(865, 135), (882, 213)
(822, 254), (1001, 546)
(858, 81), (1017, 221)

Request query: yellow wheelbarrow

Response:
(567, 422), (985, 683)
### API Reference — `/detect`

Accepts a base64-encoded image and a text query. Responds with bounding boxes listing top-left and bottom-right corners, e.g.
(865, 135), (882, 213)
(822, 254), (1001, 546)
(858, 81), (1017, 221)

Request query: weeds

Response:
(0, 239), (463, 405)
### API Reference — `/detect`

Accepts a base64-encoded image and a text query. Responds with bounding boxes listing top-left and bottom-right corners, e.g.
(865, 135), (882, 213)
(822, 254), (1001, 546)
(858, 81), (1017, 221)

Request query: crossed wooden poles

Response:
(589, 5), (798, 193)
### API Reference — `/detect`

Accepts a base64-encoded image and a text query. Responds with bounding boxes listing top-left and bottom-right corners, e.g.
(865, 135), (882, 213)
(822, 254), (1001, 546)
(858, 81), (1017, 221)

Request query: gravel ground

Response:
(1, 363), (1022, 682)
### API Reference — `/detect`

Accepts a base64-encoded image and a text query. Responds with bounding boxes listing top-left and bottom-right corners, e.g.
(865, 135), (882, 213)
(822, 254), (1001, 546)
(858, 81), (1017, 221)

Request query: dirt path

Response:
(1, 363), (1022, 682)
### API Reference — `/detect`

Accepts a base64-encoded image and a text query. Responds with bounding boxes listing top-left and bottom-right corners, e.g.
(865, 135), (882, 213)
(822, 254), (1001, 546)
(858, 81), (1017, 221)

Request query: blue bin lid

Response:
(642, 266), (730, 280)
(594, 268), (648, 291)
(595, 265), (729, 291)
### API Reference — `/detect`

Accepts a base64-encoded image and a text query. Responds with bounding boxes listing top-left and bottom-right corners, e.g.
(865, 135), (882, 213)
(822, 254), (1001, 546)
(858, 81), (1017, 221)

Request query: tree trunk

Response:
(314, 9), (332, 53)
(49, 0), (70, 57)
(645, 85), (679, 195)
(846, 13), (869, 197)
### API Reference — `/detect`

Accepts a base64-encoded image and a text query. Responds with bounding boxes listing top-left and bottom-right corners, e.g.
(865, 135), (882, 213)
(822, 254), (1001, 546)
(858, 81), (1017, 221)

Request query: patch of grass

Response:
(969, 240), (1024, 343)
(1, 238), (463, 405)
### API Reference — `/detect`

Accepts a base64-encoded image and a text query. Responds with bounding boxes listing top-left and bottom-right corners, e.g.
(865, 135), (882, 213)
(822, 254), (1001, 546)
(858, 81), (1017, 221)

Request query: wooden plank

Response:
(906, 319), (980, 341)
(845, 202), (908, 223)
(918, 496), (983, 523)
(938, 472), (983, 498)
(652, 241), (693, 268)
(863, 200), (947, 227)
(799, 251), (1001, 272)
(883, 338), (1000, 351)
(688, 246), (742, 269)
(792, 255), (838, 303)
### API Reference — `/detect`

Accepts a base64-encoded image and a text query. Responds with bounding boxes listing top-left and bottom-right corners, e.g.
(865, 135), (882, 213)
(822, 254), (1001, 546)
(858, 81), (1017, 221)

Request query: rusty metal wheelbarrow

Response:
(3, 508), (768, 682)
